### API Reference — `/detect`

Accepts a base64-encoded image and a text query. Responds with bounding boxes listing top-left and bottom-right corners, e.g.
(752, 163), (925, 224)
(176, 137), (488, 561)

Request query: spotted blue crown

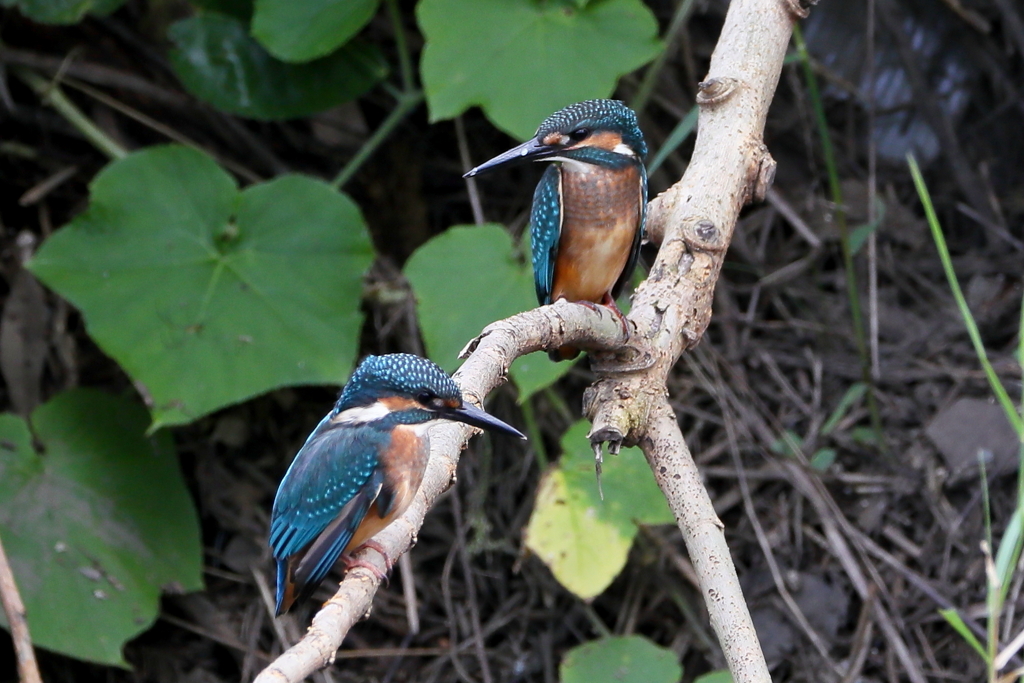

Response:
(536, 99), (647, 160)
(337, 354), (460, 409)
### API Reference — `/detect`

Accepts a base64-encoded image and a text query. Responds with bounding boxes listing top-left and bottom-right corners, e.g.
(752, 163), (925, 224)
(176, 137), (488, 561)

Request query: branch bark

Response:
(255, 0), (802, 680)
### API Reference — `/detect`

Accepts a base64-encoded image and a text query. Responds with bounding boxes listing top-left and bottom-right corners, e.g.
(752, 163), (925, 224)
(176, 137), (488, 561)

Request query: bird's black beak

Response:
(442, 402), (527, 440)
(463, 137), (558, 178)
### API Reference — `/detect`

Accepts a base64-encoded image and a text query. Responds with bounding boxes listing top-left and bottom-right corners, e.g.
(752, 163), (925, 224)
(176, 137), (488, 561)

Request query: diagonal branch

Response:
(256, 0), (803, 680)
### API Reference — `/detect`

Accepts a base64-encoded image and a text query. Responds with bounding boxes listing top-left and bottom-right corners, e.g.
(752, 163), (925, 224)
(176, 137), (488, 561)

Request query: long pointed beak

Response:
(442, 402), (527, 440)
(463, 138), (557, 178)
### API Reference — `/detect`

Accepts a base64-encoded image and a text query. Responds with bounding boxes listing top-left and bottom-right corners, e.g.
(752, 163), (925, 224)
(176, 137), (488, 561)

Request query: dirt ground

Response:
(2, 0), (1023, 681)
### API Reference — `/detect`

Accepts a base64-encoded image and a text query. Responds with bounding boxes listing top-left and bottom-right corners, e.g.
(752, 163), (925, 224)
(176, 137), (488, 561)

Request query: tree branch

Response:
(255, 0), (802, 680)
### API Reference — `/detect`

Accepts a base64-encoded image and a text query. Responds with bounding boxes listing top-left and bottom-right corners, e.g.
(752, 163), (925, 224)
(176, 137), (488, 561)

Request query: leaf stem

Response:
(631, 0), (697, 115)
(519, 396), (548, 470)
(13, 67), (127, 160)
(386, 0), (415, 94)
(330, 89), (423, 190)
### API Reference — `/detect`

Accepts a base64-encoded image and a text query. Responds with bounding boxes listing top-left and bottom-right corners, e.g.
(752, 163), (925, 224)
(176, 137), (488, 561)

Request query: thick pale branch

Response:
(641, 399), (769, 681)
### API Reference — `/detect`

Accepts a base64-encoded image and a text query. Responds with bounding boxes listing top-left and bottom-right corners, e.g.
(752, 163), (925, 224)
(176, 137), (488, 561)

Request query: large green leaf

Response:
(6, 0), (124, 24)
(525, 421), (672, 599)
(252, 0), (380, 63)
(29, 145), (374, 429)
(418, 0), (662, 139)
(0, 389), (202, 666)
(404, 224), (570, 400)
(168, 13), (386, 120)
(561, 636), (681, 683)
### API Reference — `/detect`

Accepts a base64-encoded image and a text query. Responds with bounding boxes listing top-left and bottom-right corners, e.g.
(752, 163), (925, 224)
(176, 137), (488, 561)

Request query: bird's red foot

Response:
(341, 540), (392, 582)
(599, 294), (631, 337)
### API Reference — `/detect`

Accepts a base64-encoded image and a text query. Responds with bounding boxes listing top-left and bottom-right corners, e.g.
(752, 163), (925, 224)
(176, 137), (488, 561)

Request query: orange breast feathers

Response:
(550, 163), (641, 304)
(346, 423), (430, 552)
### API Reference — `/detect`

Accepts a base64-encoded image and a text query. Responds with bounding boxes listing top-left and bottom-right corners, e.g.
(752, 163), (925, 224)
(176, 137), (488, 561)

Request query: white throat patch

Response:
(612, 142), (637, 157)
(331, 401), (391, 425)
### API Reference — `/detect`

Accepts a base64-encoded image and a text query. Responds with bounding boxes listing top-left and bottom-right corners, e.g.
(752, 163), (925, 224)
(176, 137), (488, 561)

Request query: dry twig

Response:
(0, 532), (43, 683)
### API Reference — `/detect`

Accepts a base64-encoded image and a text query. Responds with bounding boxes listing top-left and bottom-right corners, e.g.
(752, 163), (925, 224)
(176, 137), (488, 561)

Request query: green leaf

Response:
(404, 224), (571, 401)
(418, 0), (662, 139)
(8, 0), (124, 24)
(848, 197), (886, 256)
(167, 13), (386, 120)
(694, 671), (733, 683)
(252, 0), (380, 63)
(809, 448), (836, 471)
(525, 421), (672, 599)
(820, 382), (867, 435)
(560, 635), (681, 683)
(938, 609), (989, 663)
(0, 389), (202, 666)
(29, 145), (374, 429)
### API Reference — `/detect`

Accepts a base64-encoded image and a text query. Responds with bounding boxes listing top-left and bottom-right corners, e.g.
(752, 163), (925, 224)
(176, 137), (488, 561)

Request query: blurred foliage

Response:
(559, 635), (682, 683)
(168, 13), (386, 120)
(251, 0), (380, 63)
(0, 390), (203, 665)
(29, 145), (374, 429)
(418, 0), (661, 139)
(405, 224), (570, 400)
(525, 421), (673, 599)
(0, 0), (123, 24)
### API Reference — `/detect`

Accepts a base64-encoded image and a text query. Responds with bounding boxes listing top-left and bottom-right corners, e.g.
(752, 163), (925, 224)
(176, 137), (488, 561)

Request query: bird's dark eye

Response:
(568, 128), (590, 142)
(417, 391), (436, 405)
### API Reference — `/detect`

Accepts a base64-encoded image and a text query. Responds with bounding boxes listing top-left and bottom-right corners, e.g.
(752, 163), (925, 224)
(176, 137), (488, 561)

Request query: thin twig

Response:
(455, 116), (485, 225)
(451, 490), (494, 683)
(0, 532), (43, 683)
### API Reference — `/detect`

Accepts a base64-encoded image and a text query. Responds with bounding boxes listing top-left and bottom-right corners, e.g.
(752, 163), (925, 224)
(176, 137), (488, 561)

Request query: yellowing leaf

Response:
(525, 421), (672, 599)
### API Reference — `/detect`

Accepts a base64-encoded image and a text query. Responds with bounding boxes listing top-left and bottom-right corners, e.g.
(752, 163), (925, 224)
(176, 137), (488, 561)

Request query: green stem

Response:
(792, 25), (885, 449)
(386, 0), (415, 93)
(330, 90), (423, 190)
(907, 155), (1024, 436)
(631, 0), (697, 115)
(519, 395), (549, 470)
(647, 104), (698, 176)
(14, 67), (127, 160)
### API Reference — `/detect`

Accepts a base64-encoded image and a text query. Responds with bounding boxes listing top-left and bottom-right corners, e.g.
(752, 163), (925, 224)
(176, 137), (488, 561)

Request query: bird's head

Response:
(464, 99), (646, 177)
(333, 354), (525, 438)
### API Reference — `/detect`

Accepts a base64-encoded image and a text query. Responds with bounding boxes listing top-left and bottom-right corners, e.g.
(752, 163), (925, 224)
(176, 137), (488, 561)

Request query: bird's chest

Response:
(378, 424), (431, 518)
(553, 165), (641, 302)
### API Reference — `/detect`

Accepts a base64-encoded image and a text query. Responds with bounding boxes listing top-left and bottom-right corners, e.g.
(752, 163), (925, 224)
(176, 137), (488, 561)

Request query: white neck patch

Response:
(612, 142), (637, 157)
(546, 156), (595, 173)
(331, 401), (391, 425)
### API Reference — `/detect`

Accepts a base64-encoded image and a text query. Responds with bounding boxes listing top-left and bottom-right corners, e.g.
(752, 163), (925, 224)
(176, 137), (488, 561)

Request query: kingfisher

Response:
(270, 353), (525, 615)
(465, 99), (648, 360)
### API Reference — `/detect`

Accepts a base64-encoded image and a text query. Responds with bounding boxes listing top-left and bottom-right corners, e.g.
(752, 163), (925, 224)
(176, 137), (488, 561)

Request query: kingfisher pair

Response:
(271, 101), (647, 615)
(466, 98), (648, 360)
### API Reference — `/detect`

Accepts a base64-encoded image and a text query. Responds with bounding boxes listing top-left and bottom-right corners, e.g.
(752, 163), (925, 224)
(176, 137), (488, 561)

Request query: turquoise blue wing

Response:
(611, 162), (647, 300)
(270, 419), (387, 612)
(530, 165), (562, 305)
